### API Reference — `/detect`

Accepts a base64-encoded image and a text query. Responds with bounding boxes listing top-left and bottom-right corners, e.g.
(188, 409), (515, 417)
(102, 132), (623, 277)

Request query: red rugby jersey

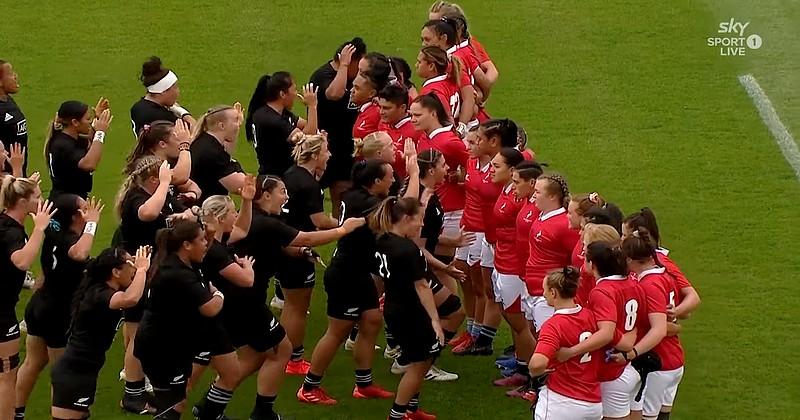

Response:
(417, 125), (468, 212)
(515, 198), (540, 276)
(524, 208), (581, 295)
(462, 158), (501, 241)
(352, 101), (381, 140)
(656, 248), (692, 290)
(420, 74), (466, 123)
(379, 116), (420, 178)
(493, 183), (525, 275)
(470, 36), (491, 64)
(588, 275), (648, 382)
(637, 267), (685, 371)
(535, 305), (602, 403)
(447, 40), (480, 83)
(572, 240), (596, 306)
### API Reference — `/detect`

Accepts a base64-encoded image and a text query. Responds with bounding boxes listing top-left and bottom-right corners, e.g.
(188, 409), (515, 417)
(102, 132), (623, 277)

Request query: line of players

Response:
(0, 2), (701, 420)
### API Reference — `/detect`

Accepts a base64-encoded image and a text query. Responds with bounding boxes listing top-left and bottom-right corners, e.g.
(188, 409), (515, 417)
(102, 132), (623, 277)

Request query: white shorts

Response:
(535, 387), (602, 420)
(441, 211), (466, 260)
(521, 295), (554, 332)
(493, 272), (527, 312)
(641, 366), (684, 417)
(457, 231), (484, 265)
(479, 238), (494, 268)
(601, 363), (641, 418)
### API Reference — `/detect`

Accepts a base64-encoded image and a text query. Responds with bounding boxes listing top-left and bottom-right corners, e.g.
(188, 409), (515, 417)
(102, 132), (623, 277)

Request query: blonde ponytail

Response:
(0, 175), (38, 212)
(114, 155), (163, 218)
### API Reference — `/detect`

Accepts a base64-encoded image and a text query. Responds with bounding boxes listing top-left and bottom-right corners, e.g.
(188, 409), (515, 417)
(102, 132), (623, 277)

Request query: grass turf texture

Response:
(4, 0), (799, 418)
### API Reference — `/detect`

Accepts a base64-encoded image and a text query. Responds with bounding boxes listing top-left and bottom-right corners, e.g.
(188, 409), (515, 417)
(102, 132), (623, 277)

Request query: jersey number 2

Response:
(375, 252), (391, 279)
(578, 331), (592, 363)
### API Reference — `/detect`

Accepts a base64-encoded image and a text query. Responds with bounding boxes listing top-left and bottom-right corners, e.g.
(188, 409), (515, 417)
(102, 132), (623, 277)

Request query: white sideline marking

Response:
(738, 74), (800, 182)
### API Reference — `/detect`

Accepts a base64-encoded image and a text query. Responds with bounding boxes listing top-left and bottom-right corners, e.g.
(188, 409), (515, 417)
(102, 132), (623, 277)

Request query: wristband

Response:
(170, 104), (190, 118)
(213, 290), (224, 299)
(455, 122), (468, 139)
(93, 131), (105, 144)
(179, 142), (190, 151)
(632, 347), (639, 358)
(83, 221), (97, 236)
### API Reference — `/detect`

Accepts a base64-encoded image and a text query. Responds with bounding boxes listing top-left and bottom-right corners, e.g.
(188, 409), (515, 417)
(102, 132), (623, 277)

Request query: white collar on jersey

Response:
(596, 274), (626, 285)
(475, 158), (491, 172)
(422, 74), (448, 87)
(638, 266), (666, 280)
(554, 305), (583, 315)
(359, 101), (374, 113)
(428, 125), (453, 138)
(656, 247), (670, 256)
(503, 183), (514, 194)
(539, 207), (566, 221)
(446, 40), (470, 55)
(394, 116), (412, 129)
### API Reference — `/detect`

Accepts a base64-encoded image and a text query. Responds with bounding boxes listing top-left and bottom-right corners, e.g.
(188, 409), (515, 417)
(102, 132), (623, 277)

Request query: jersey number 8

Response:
(624, 299), (639, 331)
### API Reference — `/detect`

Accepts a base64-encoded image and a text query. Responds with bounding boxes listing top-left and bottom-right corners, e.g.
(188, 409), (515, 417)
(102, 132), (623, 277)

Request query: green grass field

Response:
(4, 0), (799, 418)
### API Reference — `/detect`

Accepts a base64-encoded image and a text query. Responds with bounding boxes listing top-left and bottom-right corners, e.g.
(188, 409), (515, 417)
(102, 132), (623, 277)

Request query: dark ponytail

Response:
(586, 242), (627, 277)
(126, 120), (174, 175)
(44, 100), (90, 162)
(481, 118), (519, 148)
(498, 147), (524, 168)
(151, 220), (203, 279)
(624, 207), (661, 245)
(418, 149), (443, 178)
(245, 72), (294, 142)
(621, 226), (658, 263)
(70, 247), (128, 322)
(352, 159), (390, 189)
(140, 56), (170, 87)
(515, 160), (544, 181)
(423, 18), (458, 47)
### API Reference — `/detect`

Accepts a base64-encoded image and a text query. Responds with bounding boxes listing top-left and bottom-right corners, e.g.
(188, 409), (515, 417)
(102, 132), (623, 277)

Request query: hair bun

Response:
(142, 56), (164, 76)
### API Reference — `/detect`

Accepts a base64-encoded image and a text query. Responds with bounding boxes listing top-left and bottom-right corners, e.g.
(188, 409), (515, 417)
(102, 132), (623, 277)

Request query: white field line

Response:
(738, 74), (800, 182)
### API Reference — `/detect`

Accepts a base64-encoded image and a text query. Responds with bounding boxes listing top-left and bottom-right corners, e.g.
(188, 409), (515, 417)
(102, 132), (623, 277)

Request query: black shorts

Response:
(122, 297), (146, 323)
(0, 311), (20, 343)
(320, 151), (353, 187)
(323, 264), (379, 320)
(193, 318), (235, 365)
(276, 258), (316, 290)
(386, 311), (442, 364)
(223, 304), (286, 353)
(51, 357), (101, 412)
(426, 271), (445, 295)
(24, 292), (70, 348)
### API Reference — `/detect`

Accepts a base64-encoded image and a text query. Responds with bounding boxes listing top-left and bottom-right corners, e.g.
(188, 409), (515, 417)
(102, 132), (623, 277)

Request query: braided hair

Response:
(538, 173), (571, 208)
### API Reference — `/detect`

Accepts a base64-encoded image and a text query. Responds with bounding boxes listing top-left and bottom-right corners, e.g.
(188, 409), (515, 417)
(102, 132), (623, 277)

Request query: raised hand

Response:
(233, 102), (245, 125)
(31, 199), (56, 231)
(8, 143), (24, 176)
(158, 160), (172, 185)
(236, 255), (255, 270)
(240, 174), (256, 201)
(93, 108), (113, 132)
(94, 97), (109, 117)
(403, 138), (419, 178)
(299, 83), (319, 108)
(173, 119), (191, 143)
(134, 246), (152, 271)
(338, 44), (356, 66)
(80, 197), (104, 223)
(28, 172), (41, 184)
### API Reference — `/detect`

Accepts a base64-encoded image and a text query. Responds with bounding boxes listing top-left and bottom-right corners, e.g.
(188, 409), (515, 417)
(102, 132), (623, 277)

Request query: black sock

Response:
(14, 406), (24, 419)
(349, 325), (359, 341)
(252, 394), (277, 417)
(385, 325), (398, 348)
(303, 372), (323, 391)
(201, 384), (233, 420)
(657, 413), (671, 420)
(291, 345), (304, 361)
(389, 402), (408, 419)
(444, 329), (457, 343)
(515, 359), (530, 377)
(474, 325), (497, 347)
(124, 379), (146, 398)
(407, 393), (420, 412)
(355, 368), (372, 388)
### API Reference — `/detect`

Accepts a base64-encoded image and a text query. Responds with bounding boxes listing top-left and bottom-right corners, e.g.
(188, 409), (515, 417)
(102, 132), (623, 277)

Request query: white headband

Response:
(146, 71), (178, 94)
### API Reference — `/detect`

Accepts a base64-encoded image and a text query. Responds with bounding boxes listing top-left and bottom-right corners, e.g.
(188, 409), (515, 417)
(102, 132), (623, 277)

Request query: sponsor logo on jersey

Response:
(74, 397), (91, 407)
(3, 113), (12, 122)
(346, 307), (359, 314)
(16, 119), (27, 135)
(6, 324), (18, 336)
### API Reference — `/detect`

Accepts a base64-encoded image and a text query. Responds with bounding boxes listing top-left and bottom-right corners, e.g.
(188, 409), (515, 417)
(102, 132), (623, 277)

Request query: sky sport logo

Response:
(708, 18), (762, 56)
